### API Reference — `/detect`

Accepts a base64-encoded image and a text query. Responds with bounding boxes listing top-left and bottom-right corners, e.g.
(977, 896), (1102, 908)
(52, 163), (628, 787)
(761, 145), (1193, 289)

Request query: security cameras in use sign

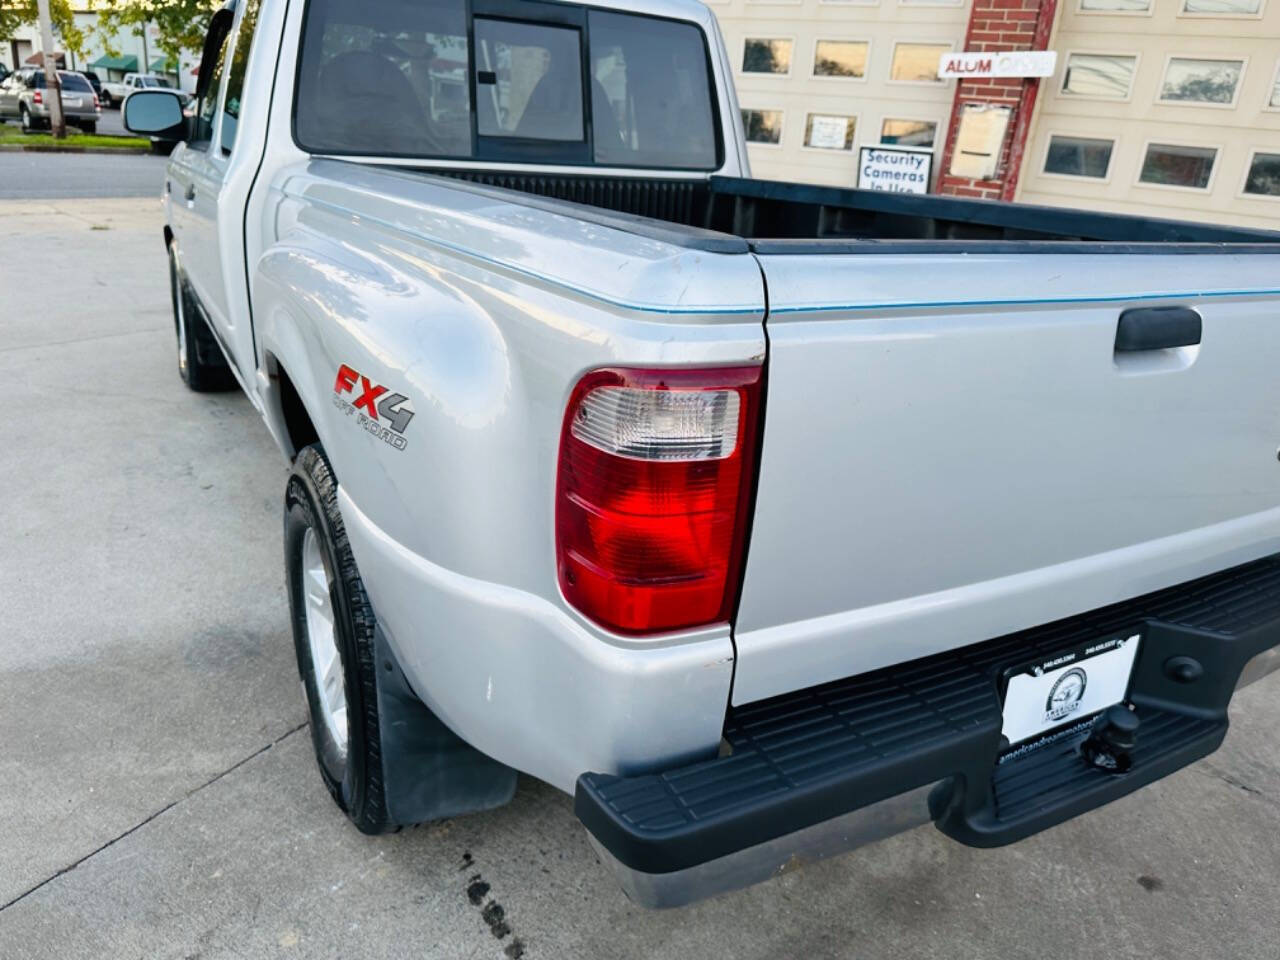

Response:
(858, 146), (933, 195)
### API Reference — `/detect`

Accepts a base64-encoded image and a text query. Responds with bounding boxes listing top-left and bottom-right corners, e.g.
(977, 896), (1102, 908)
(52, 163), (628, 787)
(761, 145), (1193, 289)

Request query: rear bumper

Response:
(577, 553), (1280, 906)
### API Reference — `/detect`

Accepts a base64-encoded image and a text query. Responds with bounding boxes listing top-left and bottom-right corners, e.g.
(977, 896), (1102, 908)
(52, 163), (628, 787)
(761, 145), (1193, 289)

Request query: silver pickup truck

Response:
(124, 0), (1280, 908)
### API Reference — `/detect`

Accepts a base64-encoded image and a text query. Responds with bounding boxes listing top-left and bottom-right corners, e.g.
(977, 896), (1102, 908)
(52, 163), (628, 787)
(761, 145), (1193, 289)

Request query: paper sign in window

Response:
(948, 103), (1011, 180)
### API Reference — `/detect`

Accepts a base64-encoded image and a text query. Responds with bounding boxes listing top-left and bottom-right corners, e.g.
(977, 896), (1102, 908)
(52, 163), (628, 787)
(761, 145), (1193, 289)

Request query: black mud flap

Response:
(374, 626), (517, 826)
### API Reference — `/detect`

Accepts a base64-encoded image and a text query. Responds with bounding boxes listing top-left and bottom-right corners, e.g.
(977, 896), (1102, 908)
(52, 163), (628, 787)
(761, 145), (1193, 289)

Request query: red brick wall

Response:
(936, 0), (1059, 201)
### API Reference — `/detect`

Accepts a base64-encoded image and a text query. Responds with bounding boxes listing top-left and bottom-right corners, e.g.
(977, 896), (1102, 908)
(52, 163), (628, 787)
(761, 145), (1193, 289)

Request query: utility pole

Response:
(35, 0), (65, 139)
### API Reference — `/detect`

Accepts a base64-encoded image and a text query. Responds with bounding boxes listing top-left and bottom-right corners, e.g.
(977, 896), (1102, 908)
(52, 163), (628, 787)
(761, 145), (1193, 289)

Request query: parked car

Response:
(100, 71), (172, 108)
(0, 68), (100, 133)
(127, 0), (1280, 909)
(0, 63), (9, 85)
(81, 70), (104, 102)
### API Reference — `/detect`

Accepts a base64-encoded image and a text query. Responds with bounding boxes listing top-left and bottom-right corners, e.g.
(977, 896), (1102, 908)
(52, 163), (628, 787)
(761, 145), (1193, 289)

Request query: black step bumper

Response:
(575, 553), (1280, 905)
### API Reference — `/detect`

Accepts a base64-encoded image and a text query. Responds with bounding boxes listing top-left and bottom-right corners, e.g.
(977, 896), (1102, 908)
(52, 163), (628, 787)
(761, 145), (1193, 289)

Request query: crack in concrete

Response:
(0, 722), (307, 915)
(0, 326), (167, 357)
(1199, 762), (1276, 807)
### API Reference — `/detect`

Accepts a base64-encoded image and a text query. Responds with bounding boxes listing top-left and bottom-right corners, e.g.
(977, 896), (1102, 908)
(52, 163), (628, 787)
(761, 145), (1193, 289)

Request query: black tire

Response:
(20, 106), (37, 133)
(285, 445), (394, 835)
(80, 121), (96, 135)
(168, 245), (235, 392)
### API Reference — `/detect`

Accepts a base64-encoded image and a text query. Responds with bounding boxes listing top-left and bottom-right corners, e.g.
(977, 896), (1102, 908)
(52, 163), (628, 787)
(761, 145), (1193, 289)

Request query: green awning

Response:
(151, 55), (179, 74)
(89, 54), (138, 71)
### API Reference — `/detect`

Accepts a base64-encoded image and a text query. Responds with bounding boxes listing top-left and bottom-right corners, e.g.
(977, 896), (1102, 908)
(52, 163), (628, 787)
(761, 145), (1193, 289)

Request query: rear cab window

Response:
(293, 0), (721, 170)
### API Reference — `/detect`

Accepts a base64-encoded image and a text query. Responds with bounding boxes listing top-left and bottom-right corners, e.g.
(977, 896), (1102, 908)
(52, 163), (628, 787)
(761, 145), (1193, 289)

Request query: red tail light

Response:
(556, 366), (764, 635)
(33, 91), (42, 105)
(93, 95), (100, 109)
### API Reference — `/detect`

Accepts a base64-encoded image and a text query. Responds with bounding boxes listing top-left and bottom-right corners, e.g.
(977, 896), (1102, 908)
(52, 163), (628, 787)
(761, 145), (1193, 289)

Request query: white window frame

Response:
(1178, 0), (1266, 20)
(818, 0), (879, 7)
(886, 40), (956, 87)
(739, 36), (796, 78)
(746, 0), (803, 7)
(810, 37), (872, 83)
(1133, 138), (1221, 193)
(898, 0), (964, 6)
(800, 112), (858, 153)
(1075, 0), (1154, 17)
(1237, 146), (1280, 201)
(1038, 130), (1117, 184)
(1057, 49), (1141, 103)
(1266, 59), (1280, 111)
(1156, 53), (1247, 109)
(876, 114), (943, 151)
(740, 106), (787, 148)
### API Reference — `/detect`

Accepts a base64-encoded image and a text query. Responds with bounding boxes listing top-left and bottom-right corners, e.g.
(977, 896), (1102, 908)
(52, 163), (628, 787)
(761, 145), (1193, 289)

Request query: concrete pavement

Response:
(2, 197), (1280, 960)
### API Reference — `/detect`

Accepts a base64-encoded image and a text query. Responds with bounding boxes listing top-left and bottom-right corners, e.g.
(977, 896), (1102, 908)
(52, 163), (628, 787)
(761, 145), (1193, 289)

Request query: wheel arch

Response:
(263, 350), (320, 461)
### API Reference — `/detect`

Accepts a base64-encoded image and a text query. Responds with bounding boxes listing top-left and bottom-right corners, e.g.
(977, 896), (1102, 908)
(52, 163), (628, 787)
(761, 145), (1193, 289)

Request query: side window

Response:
(221, 0), (262, 154)
(193, 30), (232, 144)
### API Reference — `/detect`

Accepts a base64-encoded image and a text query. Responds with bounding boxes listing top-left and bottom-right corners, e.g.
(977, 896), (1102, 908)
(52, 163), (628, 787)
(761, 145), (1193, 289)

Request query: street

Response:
(0, 149), (166, 199)
(2, 181), (1280, 960)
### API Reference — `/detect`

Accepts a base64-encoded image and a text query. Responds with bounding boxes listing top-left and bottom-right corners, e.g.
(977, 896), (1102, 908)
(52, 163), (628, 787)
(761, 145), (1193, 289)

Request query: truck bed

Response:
(437, 169), (1280, 248)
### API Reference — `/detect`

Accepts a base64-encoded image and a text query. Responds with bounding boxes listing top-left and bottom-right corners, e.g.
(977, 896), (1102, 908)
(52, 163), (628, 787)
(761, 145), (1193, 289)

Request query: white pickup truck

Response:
(125, 0), (1280, 907)
(99, 71), (172, 108)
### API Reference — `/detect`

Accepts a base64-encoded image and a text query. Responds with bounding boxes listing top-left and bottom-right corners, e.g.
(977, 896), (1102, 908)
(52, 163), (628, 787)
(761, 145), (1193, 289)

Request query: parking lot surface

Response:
(2, 197), (1280, 960)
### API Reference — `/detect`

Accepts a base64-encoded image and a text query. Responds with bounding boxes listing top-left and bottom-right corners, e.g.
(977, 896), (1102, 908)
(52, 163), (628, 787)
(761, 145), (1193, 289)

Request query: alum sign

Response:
(858, 146), (932, 195)
(938, 51), (1057, 79)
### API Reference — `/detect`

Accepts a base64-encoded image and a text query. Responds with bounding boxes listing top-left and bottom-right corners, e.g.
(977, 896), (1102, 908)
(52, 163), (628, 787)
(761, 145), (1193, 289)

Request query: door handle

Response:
(1115, 306), (1202, 352)
(184, 184), (196, 203)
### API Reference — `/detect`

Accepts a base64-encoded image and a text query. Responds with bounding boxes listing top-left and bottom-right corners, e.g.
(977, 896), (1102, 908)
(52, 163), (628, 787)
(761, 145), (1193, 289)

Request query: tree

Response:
(0, 0), (86, 60)
(92, 0), (218, 68)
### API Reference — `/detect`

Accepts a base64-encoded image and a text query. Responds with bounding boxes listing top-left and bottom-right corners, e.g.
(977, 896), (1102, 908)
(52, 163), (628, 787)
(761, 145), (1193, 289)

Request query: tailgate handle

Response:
(1115, 307), (1201, 352)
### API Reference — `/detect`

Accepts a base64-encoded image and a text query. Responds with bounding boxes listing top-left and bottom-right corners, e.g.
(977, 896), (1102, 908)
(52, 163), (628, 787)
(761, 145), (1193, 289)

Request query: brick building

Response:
(712, 0), (1280, 229)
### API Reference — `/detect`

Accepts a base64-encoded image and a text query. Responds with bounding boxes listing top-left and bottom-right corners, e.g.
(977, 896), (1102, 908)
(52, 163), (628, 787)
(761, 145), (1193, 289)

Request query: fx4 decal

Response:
(332, 364), (416, 451)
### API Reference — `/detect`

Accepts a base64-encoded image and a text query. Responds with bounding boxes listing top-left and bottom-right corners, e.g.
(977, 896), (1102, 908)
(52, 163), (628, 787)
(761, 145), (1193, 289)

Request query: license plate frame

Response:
(999, 632), (1142, 749)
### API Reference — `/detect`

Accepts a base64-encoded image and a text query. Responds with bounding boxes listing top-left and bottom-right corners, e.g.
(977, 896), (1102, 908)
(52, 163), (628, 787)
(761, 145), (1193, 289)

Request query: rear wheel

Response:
(168, 245), (234, 392)
(285, 446), (394, 834)
(19, 106), (36, 133)
(80, 121), (96, 135)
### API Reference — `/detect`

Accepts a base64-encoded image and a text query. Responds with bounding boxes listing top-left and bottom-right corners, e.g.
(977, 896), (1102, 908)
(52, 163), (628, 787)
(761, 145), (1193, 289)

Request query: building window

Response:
(1160, 57), (1244, 105)
(1183, 0), (1262, 13)
(804, 113), (855, 150)
(890, 43), (950, 83)
(1269, 63), (1280, 106)
(813, 40), (869, 78)
(1044, 135), (1114, 178)
(742, 109), (784, 144)
(1139, 143), (1217, 189)
(880, 118), (937, 147)
(1243, 152), (1280, 196)
(1061, 53), (1137, 99)
(1080, 0), (1151, 10)
(898, 0), (964, 5)
(742, 38), (793, 75)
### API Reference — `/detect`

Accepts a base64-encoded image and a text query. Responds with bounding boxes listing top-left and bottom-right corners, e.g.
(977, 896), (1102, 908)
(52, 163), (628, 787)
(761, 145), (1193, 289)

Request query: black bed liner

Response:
(430, 168), (1280, 251)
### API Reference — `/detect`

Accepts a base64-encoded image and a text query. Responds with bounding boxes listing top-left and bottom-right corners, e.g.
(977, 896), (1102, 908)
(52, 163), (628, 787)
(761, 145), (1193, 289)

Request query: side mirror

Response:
(123, 89), (188, 140)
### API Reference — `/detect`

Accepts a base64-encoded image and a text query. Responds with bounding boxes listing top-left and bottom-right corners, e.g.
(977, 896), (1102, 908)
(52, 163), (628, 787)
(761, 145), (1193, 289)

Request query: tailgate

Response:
(732, 248), (1280, 705)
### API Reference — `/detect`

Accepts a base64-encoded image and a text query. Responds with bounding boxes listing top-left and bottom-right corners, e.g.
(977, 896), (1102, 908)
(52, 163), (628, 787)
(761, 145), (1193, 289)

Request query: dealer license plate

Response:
(1000, 633), (1141, 747)
(65, 97), (82, 107)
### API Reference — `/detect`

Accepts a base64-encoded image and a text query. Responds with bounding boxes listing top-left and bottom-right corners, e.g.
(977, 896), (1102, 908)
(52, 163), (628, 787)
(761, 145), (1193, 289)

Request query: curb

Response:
(0, 144), (150, 155)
